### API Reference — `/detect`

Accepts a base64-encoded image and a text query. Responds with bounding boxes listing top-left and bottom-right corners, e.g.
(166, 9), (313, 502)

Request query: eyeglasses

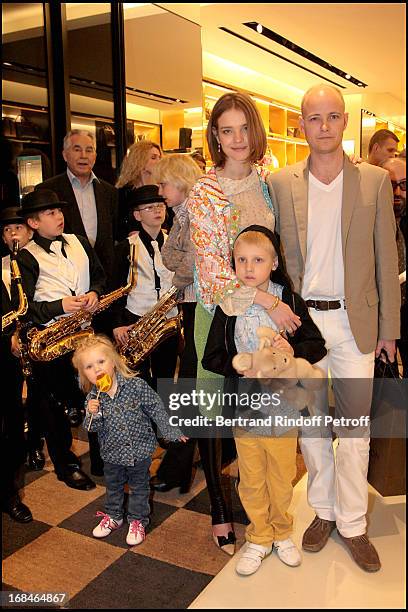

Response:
(137, 203), (166, 213)
(391, 179), (406, 191)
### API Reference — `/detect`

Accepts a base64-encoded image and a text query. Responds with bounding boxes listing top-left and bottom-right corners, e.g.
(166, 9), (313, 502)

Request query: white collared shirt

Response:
(67, 168), (98, 247)
(125, 233), (177, 317)
(22, 234), (90, 324)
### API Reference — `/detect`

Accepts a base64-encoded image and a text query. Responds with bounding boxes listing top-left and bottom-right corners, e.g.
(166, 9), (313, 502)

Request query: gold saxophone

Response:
(2, 240), (28, 331)
(119, 285), (184, 368)
(27, 242), (138, 361)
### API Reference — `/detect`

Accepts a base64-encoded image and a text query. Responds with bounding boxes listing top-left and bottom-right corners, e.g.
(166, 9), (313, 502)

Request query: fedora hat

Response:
(0, 206), (26, 227)
(20, 189), (68, 215)
(127, 185), (166, 210)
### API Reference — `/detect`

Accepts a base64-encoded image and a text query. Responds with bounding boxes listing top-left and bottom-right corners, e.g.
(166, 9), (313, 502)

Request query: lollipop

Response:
(88, 372), (113, 430)
(96, 372), (113, 395)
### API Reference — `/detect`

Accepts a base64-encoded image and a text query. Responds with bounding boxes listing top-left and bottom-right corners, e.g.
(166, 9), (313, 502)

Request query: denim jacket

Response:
(83, 373), (183, 466)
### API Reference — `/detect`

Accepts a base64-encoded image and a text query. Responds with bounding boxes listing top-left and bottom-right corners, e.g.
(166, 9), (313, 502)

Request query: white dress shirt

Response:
(67, 168), (98, 247)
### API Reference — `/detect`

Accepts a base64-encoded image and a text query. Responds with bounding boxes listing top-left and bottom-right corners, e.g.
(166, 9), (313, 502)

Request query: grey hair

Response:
(63, 130), (96, 150)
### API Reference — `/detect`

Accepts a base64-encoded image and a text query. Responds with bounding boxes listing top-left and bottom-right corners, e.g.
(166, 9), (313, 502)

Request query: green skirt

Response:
(194, 302), (223, 418)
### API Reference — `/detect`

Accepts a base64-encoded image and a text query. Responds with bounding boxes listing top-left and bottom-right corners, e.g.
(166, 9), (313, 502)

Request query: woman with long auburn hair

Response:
(187, 91), (301, 555)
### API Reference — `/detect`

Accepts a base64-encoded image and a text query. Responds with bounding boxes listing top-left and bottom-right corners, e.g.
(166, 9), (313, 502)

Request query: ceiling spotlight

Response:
(357, 83), (364, 87)
(345, 74), (351, 80)
(256, 23), (263, 34)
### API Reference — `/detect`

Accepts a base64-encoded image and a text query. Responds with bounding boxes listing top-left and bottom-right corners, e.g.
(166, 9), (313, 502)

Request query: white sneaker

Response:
(273, 538), (302, 566)
(126, 519), (146, 546)
(236, 542), (272, 576)
(92, 512), (123, 538)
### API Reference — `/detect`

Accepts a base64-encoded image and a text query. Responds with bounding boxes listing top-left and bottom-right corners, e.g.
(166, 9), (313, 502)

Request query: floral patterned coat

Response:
(186, 165), (274, 312)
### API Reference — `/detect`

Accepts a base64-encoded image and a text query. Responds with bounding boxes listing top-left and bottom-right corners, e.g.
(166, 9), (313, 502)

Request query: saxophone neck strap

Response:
(138, 227), (165, 300)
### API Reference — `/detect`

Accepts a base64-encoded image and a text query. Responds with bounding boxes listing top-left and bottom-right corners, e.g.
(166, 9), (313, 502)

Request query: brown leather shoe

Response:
(337, 531), (381, 572)
(302, 516), (336, 552)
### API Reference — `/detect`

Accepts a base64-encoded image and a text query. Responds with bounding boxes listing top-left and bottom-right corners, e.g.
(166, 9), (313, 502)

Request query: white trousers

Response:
(299, 308), (375, 537)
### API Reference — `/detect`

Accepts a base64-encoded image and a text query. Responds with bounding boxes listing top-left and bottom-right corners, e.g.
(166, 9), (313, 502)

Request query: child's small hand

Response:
(272, 333), (294, 355)
(79, 291), (99, 312)
(113, 325), (133, 346)
(179, 435), (189, 443)
(62, 295), (86, 313)
(87, 399), (100, 414)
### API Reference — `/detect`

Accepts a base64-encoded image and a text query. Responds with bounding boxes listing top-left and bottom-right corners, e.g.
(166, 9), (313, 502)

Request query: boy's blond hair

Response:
(72, 334), (136, 393)
(152, 153), (202, 198)
(233, 230), (276, 257)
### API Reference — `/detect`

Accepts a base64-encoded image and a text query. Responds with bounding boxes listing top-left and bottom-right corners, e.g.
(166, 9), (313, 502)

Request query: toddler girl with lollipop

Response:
(72, 334), (187, 546)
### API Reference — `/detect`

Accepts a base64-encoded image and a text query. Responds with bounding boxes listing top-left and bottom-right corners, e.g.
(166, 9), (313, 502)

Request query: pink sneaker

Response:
(92, 511), (123, 538)
(126, 519), (146, 546)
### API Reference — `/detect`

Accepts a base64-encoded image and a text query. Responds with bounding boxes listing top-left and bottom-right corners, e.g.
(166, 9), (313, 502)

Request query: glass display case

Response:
(17, 154), (43, 197)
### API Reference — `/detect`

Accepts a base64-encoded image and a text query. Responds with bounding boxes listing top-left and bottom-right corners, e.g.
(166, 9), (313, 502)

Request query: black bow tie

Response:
(51, 236), (67, 257)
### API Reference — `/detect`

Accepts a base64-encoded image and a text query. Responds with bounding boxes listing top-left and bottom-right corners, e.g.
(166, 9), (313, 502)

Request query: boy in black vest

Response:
(16, 189), (106, 490)
(1, 206), (46, 472)
(111, 185), (179, 390)
(1, 206), (33, 522)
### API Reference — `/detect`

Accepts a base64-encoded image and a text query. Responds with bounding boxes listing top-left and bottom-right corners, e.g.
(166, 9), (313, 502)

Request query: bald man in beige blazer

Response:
(268, 85), (400, 573)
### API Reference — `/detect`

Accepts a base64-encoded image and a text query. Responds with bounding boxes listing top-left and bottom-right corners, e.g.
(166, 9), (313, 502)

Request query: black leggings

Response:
(198, 437), (233, 525)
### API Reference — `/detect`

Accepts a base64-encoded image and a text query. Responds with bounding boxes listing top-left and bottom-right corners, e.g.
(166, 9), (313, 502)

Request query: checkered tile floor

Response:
(2, 435), (305, 609)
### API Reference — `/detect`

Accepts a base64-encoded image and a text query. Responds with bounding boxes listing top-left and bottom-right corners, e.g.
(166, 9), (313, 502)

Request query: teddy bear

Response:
(232, 327), (325, 414)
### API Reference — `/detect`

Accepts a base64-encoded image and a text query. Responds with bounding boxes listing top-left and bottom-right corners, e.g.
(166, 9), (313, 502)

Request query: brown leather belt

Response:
(305, 299), (346, 311)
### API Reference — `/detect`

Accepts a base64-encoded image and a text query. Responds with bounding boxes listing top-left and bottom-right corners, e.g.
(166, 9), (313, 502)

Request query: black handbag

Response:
(368, 349), (405, 496)
(373, 349), (400, 379)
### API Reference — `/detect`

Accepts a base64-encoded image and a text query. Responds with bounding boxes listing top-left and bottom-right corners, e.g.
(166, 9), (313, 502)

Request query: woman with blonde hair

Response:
(148, 153), (202, 494)
(116, 140), (162, 239)
(153, 153), (202, 378)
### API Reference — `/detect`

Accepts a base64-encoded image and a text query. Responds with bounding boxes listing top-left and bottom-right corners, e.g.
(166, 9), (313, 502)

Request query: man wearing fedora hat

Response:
(15, 189), (106, 490)
(36, 130), (118, 284)
(111, 185), (179, 389)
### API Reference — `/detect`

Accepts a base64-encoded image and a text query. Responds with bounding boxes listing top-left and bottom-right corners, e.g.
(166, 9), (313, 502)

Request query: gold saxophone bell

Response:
(119, 286), (184, 369)
(2, 240), (28, 331)
(27, 242), (138, 361)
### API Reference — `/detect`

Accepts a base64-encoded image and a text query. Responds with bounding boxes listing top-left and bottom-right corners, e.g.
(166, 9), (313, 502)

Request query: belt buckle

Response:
(316, 300), (329, 311)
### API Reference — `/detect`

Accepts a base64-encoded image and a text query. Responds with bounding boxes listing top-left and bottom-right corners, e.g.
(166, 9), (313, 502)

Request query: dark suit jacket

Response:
(37, 172), (118, 284)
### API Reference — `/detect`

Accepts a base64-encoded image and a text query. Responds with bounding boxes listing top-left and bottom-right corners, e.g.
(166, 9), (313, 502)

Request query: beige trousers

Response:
(235, 432), (297, 546)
